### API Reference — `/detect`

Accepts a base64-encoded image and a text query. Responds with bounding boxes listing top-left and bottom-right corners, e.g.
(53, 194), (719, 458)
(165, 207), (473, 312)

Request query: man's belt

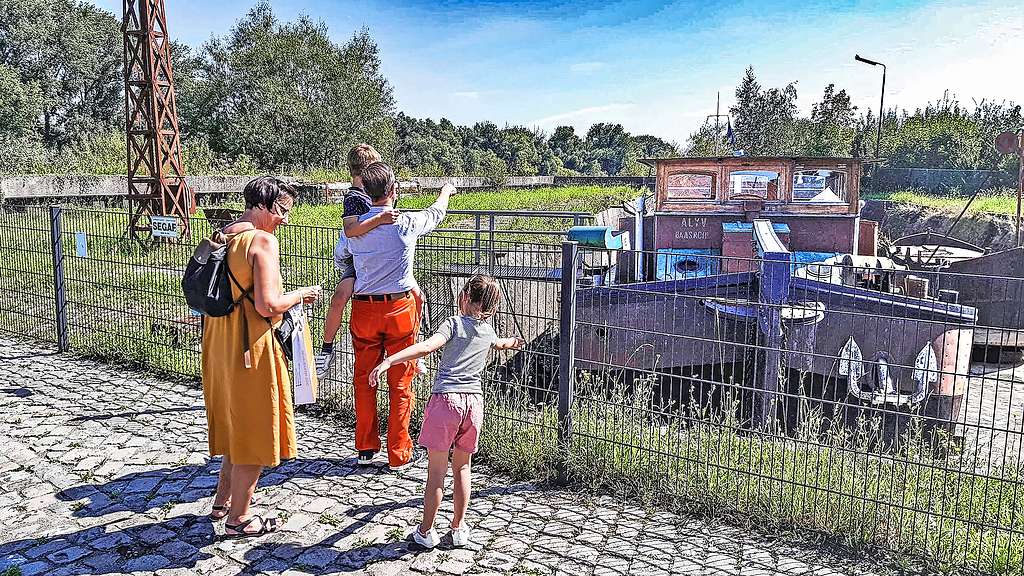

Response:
(352, 290), (411, 302)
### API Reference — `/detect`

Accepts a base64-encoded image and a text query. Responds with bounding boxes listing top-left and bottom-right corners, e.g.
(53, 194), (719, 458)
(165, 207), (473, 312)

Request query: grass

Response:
(318, 513), (344, 528)
(866, 187), (1020, 216)
(565, 403), (1024, 574)
(0, 567), (22, 576)
(286, 183), (630, 237)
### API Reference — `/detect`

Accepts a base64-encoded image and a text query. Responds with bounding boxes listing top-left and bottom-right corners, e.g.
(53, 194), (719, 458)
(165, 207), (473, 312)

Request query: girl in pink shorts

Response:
(369, 275), (523, 548)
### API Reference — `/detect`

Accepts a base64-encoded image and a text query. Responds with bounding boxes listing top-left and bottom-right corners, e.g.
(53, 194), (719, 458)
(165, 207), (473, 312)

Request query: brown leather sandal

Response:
(224, 515), (280, 538)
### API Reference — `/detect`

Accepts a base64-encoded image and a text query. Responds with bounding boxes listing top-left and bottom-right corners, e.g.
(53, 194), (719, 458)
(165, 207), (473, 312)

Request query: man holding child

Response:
(332, 159), (456, 469)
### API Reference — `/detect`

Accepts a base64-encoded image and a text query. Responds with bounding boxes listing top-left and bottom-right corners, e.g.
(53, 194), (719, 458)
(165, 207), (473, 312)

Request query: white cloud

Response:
(570, 61), (606, 74)
(531, 103), (635, 128)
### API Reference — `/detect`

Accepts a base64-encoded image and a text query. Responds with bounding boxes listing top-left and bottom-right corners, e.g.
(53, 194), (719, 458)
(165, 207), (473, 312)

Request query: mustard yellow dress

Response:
(201, 229), (297, 467)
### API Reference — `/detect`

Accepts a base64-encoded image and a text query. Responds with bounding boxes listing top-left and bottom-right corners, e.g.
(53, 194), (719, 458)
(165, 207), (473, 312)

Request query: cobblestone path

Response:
(0, 338), (891, 575)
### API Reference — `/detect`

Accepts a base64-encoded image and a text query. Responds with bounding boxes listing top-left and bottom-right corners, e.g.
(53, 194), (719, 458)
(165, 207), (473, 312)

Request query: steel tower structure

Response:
(122, 0), (194, 239)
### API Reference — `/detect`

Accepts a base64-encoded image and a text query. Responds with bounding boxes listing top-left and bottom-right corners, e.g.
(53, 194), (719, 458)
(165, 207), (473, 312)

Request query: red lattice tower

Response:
(122, 0), (194, 239)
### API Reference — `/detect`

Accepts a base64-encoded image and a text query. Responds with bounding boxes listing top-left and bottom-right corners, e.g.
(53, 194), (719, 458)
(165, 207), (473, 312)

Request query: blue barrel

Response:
(567, 226), (623, 250)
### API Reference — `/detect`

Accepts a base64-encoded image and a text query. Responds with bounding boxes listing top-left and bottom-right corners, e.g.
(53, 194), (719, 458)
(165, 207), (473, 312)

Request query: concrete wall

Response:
(552, 176), (652, 189)
(0, 174), (256, 202)
(0, 173), (648, 203)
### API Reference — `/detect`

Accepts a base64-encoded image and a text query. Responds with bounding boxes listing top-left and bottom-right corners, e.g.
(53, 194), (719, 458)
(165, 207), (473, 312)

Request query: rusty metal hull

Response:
(575, 274), (755, 373)
(891, 239), (1024, 334)
(939, 247), (1024, 330)
(574, 273), (976, 433)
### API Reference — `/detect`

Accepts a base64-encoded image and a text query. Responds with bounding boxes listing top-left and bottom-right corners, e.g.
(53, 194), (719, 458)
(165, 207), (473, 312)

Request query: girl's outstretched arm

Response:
(369, 333), (448, 388)
(493, 337), (526, 350)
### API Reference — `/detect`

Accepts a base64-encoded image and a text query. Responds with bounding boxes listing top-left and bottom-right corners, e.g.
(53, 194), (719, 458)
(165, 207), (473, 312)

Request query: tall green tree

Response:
(729, 67), (798, 155)
(0, 0), (121, 146)
(633, 134), (679, 159)
(804, 84), (857, 156)
(548, 126), (585, 173)
(0, 62), (42, 139)
(585, 122), (631, 175)
(0, 61), (45, 173)
(178, 3), (396, 170)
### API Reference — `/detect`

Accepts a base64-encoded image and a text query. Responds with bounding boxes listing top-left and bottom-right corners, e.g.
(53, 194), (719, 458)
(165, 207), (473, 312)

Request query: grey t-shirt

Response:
(432, 315), (498, 395)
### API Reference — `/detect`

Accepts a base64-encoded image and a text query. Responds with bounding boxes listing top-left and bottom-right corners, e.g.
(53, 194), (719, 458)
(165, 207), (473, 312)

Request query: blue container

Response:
(655, 249), (721, 280)
(567, 226), (624, 249)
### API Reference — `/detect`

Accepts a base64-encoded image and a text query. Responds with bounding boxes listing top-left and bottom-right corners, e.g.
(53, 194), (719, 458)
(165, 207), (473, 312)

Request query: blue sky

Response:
(88, 0), (1023, 145)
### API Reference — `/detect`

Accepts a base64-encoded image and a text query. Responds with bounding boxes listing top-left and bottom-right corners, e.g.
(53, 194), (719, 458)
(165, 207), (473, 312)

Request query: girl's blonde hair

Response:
(461, 275), (501, 319)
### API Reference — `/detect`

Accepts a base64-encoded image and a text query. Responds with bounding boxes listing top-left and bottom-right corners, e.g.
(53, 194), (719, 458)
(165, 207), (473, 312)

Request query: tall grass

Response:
(564, 372), (1024, 575)
(866, 187), (1020, 216)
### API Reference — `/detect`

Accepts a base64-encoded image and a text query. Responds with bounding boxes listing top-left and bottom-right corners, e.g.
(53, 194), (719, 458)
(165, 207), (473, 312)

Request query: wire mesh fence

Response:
(1, 204), (1023, 573)
(571, 243), (1024, 574)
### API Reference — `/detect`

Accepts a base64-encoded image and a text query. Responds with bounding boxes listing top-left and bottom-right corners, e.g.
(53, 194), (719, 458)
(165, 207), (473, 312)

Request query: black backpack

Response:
(182, 231), (248, 317)
(182, 230), (296, 361)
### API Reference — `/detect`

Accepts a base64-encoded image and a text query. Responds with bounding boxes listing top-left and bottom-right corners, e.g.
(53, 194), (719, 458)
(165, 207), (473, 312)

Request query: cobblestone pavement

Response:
(0, 338), (892, 576)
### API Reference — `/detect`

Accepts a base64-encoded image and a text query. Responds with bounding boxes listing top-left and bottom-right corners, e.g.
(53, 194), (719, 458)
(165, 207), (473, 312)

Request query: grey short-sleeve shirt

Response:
(431, 315), (498, 395)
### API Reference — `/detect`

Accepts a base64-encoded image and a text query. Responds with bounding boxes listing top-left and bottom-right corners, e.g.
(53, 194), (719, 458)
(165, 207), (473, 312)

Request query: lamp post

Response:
(855, 54), (886, 158)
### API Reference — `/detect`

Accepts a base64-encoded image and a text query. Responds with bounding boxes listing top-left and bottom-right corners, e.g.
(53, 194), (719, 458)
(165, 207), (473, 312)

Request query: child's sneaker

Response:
(451, 525), (471, 547)
(357, 450), (377, 465)
(413, 527), (440, 549)
(315, 349), (336, 380)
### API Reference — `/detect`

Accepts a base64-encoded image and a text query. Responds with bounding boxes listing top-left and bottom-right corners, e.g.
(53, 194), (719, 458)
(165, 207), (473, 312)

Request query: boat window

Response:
(793, 169), (848, 203)
(665, 172), (715, 201)
(728, 170), (779, 200)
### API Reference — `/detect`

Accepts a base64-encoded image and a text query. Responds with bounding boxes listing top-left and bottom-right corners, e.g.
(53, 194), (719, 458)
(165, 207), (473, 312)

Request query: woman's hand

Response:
(369, 360), (391, 388)
(296, 285), (322, 305)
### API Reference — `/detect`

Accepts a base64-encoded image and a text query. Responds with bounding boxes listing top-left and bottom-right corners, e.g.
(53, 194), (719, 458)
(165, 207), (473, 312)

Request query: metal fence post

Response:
(49, 205), (69, 352)
(488, 214), (496, 270)
(557, 241), (579, 483)
(474, 213), (482, 265)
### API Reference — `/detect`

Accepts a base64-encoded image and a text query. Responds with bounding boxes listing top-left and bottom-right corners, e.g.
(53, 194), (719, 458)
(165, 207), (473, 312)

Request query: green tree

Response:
(633, 134), (679, 159)
(0, 62), (42, 139)
(178, 3), (395, 170)
(548, 125), (585, 173)
(804, 84), (857, 156)
(0, 0), (121, 146)
(477, 149), (508, 185)
(585, 122), (631, 175)
(496, 126), (542, 176)
(729, 67), (798, 155)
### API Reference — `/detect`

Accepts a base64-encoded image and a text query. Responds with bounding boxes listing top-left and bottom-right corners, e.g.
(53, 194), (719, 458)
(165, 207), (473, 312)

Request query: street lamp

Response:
(855, 54), (886, 158)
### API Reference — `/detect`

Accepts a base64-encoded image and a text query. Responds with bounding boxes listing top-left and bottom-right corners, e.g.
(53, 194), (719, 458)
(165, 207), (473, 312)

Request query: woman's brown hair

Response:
(461, 275), (501, 319)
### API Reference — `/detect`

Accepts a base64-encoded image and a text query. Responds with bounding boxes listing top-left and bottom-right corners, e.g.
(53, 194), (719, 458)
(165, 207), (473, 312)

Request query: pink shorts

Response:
(418, 393), (484, 454)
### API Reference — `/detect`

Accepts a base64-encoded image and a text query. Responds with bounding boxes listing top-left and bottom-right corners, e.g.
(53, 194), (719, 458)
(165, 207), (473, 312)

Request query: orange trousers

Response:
(350, 295), (418, 467)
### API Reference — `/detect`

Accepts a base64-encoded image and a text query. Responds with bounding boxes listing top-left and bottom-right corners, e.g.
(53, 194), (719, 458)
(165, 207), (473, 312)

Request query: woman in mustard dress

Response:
(202, 177), (321, 537)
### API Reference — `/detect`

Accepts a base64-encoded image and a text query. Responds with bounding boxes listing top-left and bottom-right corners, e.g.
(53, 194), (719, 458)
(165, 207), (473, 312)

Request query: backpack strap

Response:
(222, 230), (277, 367)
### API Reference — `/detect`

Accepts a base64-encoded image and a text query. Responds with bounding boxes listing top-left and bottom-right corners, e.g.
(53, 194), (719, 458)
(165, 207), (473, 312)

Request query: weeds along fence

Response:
(2, 205), (1024, 574)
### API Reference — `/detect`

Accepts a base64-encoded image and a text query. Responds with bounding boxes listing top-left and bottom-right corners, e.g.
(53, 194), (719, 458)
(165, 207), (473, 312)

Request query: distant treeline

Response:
(1, 1), (1020, 180)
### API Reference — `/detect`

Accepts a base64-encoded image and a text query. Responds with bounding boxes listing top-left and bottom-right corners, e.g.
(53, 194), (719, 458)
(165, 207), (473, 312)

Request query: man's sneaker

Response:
(451, 525), (471, 547)
(357, 450), (377, 465)
(388, 448), (425, 472)
(315, 349), (336, 380)
(412, 527), (440, 549)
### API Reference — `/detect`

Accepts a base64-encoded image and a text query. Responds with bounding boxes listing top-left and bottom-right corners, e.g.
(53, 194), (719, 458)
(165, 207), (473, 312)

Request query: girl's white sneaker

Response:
(413, 527), (440, 549)
(451, 525), (471, 547)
